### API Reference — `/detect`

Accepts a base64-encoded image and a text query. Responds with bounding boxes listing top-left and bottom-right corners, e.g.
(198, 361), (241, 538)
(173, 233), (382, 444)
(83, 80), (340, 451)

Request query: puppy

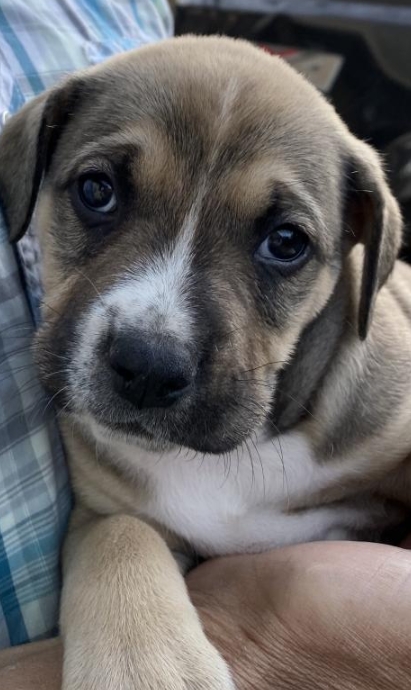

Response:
(1, 35), (411, 690)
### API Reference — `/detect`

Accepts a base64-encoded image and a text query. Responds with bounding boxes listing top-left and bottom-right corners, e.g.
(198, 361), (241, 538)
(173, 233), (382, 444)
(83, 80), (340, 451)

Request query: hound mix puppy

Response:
(1, 35), (411, 690)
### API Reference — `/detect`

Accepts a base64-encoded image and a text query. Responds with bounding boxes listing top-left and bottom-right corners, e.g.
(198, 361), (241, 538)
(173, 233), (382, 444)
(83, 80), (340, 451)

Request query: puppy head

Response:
(0, 36), (402, 453)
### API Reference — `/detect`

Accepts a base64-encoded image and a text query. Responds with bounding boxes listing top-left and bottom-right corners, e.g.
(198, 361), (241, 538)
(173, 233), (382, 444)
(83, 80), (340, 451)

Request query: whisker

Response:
(56, 397), (74, 419)
(218, 325), (245, 341)
(240, 360), (289, 375)
(235, 378), (273, 387)
(74, 268), (105, 305)
(41, 368), (70, 379)
(244, 438), (255, 490)
(217, 453), (230, 488)
(250, 432), (266, 500)
(235, 446), (240, 478)
(266, 418), (289, 508)
(39, 349), (69, 362)
(234, 378), (317, 422)
(31, 385), (70, 425)
(277, 389), (315, 420)
(237, 392), (290, 501)
(42, 301), (65, 319)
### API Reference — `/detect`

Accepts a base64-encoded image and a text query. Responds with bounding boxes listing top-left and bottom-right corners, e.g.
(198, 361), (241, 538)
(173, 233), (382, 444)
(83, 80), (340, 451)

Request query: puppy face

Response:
(0, 37), (402, 453)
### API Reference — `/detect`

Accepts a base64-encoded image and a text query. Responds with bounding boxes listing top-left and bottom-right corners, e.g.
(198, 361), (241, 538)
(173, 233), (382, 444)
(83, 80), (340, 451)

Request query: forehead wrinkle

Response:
(221, 158), (294, 217)
(56, 122), (177, 185)
(55, 132), (134, 182)
(221, 161), (327, 226)
(131, 133), (186, 201)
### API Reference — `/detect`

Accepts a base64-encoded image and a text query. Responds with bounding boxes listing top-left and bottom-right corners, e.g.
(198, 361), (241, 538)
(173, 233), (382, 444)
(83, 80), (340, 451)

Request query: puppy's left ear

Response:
(345, 138), (403, 339)
(0, 79), (80, 242)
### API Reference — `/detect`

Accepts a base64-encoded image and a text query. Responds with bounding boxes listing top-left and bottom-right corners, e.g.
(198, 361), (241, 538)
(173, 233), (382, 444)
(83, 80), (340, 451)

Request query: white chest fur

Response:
(97, 429), (372, 556)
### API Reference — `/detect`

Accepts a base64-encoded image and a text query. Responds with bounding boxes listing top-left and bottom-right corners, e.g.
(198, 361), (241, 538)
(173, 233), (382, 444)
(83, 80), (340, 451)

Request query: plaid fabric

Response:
(0, 0), (173, 648)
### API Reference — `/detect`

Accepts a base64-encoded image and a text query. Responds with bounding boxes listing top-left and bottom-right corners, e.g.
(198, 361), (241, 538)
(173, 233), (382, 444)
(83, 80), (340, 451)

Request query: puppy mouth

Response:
(86, 414), (173, 451)
(99, 417), (155, 438)
(88, 409), (240, 454)
(76, 402), (170, 441)
(74, 382), (268, 454)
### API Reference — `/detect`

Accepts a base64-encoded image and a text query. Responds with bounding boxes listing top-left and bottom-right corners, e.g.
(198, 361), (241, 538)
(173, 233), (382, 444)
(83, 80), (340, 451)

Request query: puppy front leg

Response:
(61, 511), (234, 690)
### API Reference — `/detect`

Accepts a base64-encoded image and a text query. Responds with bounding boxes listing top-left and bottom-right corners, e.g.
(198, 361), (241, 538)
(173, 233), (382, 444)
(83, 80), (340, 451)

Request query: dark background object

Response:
(176, 1), (411, 261)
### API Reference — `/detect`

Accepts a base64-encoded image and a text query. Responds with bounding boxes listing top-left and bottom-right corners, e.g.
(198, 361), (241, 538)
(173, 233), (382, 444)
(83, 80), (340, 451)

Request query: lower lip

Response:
(111, 417), (158, 440)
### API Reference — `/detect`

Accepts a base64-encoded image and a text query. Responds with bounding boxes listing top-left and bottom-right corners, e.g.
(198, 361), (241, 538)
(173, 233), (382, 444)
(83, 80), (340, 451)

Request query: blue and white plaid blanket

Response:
(0, 0), (173, 648)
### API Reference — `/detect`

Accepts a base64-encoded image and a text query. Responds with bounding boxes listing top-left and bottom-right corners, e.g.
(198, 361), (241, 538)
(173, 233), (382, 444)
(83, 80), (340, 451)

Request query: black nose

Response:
(108, 333), (195, 409)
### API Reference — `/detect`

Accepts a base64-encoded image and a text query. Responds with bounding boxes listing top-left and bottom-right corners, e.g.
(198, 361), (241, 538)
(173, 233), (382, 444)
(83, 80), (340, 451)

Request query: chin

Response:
(79, 410), (247, 456)
(69, 385), (264, 456)
(74, 413), (172, 453)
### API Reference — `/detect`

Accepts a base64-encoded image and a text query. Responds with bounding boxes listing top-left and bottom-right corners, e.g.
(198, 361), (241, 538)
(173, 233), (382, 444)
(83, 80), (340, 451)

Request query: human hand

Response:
(188, 541), (411, 689)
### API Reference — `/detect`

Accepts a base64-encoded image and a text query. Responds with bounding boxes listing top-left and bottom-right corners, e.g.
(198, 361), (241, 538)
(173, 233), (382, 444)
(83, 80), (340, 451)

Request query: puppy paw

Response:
(135, 638), (236, 690)
(174, 641), (235, 690)
(63, 635), (235, 690)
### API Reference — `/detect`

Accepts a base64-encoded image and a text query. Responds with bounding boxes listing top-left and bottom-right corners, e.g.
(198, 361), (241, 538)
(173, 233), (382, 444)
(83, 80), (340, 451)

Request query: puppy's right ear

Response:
(0, 81), (79, 242)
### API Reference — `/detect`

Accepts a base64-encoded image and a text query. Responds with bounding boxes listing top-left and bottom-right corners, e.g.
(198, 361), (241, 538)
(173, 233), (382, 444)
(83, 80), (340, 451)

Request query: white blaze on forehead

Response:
(218, 77), (239, 130)
(106, 250), (193, 339)
(104, 205), (199, 340)
(89, 203), (200, 342)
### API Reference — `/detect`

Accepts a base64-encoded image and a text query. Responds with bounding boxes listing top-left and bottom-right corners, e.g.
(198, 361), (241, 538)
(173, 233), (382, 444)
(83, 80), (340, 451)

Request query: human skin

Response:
(1, 541), (411, 690)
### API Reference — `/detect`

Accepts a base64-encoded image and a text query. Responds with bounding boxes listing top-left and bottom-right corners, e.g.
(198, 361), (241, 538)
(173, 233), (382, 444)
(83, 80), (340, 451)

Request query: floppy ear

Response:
(345, 138), (403, 339)
(0, 80), (79, 242)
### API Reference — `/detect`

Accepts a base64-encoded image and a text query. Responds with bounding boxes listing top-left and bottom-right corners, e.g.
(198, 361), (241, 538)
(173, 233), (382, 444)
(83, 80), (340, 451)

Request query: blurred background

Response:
(174, 0), (411, 261)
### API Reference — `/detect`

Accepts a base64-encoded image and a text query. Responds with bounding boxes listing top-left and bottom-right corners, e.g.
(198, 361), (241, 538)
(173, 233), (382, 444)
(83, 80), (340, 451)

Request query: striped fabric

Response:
(0, 0), (173, 648)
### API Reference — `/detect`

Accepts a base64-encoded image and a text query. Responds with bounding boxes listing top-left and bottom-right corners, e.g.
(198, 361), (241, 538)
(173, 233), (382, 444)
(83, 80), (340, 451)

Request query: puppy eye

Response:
(78, 173), (117, 213)
(256, 225), (309, 266)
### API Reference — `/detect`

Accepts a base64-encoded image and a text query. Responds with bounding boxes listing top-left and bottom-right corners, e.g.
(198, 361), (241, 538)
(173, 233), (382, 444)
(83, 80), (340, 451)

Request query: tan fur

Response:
(0, 35), (410, 689)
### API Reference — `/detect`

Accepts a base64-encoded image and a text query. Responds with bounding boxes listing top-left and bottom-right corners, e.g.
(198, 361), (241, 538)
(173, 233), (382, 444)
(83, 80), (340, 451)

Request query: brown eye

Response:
(256, 225), (309, 264)
(78, 173), (117, 213)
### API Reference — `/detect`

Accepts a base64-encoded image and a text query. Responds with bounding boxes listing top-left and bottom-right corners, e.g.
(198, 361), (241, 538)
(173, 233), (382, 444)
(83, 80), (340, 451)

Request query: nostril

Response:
(109, 346), (138, 384)
(110, 359), (135, 384)
(157, 375), (191, 399)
